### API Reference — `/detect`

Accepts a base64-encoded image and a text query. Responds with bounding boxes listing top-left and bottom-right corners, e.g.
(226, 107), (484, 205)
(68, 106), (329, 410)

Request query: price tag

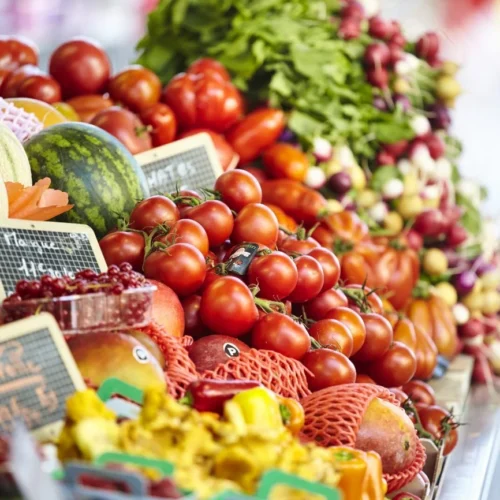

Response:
(134, 133), (223, 195)
(0, 219), (107, 299)
(0, 313), (85, 439)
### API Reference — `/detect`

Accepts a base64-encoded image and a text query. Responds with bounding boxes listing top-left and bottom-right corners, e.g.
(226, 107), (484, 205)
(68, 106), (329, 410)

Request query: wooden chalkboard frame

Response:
(134, 133), (224, 195)
(0, 219), (107, 300)
(0, 313), (85, 440)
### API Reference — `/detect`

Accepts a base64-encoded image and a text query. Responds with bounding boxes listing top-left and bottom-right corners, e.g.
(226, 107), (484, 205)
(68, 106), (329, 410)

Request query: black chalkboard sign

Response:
(0, 219), (107, 299)
(134, 133), (225, 195)
(0, 313), (85, 439)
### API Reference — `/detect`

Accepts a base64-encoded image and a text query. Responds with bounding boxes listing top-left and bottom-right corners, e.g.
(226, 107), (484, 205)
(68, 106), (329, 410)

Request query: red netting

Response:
(138, 323), (198, 399)
(202, 348), (311, 400)
(299, 384), (426, 493)
(180, 335), (194, 348)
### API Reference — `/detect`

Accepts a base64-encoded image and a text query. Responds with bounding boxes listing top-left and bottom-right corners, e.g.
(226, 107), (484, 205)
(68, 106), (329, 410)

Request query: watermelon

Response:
(24, 122), (150, 238)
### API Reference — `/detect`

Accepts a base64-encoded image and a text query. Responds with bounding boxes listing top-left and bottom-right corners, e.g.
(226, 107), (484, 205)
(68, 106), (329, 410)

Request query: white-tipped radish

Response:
(368, 201), (389, 222)
(453, 303), (470, 325)
(305, 166), (327, 189)
(313, 137), (333, 162)
(434, 157), (452, 180)
(358, 0), (380, 17)
(382, 178), (404, 199)
(397, 158), (413, 175)
(337, 145), (356, 169)
(410, 115), (431, 137)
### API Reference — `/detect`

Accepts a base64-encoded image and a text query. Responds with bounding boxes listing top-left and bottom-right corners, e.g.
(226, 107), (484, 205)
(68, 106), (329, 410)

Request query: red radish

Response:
(341, 1), (365, 20)
(390, 20), (402, 35)
(339, 18), (361, 40)
(441, 205), (463, 229)
(459, 318), (485, 339)
(364, 43), (391, 68)
(368, 16), (394, 40)
(413, 209), (447, 237)
(446, 224), (468, 247)
(366, 66), (389, 88)
(472, 354), (493, 384)
(393, 93), (410, 111)
(406, 229), (424, 251)
(390, 32), (406, 48)
(388, 43), (404, 66)
(425, 134), (445, 159)
(188, 334), (250, 373)
(382, 140), (408, 158)
(416, 32), (440, 62)
(376, 150), (395, 166)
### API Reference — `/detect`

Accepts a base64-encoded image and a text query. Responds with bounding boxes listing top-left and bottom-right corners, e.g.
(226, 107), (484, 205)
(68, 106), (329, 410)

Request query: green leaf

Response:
(370, 166), (402, 192)
(451, 163), (460, 185)
(456, 193), (482, 236)
(288, 110), (324, 140)
(371, 119), (415, 144)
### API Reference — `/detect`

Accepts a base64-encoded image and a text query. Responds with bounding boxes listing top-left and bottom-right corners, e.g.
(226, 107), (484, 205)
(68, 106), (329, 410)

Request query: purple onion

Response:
(393, 93), (411, 112)
(453, 270), (477, 296)
(329, 171), (352, 195)
(373, 95), (388, 111)
(279, 128), (297, 143)
(428, 102), (452, 130)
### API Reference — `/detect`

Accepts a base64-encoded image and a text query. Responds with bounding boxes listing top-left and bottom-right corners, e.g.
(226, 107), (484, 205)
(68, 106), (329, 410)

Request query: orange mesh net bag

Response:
(202, 348), (311, 400)
(299, 383), (426, 493)
(138, 322), (198, 399)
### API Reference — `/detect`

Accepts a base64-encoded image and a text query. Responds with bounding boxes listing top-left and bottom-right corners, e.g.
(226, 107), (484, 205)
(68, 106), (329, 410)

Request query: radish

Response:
(410, 115), (431, 136)
(390, 32), (406, 48)
(369, 201), (388, 222)
(339, 18), (361, 40)
(428, 102), (451, 130)
(369, 16), (393, 40)
(434, 157), (452, 179)
(411, 144), (435, 174)
(436, 75), (462, 101)
(481, 290), (500, 315)
(341, 1), (365, 20)
(459, 318), (485, 339)
(397, 158), (413, 175)
(393, 93), (410, 111)
(446, 223), (468, 248)
(366, 67), (388, 88)
(415, 32), (440, 62)
(413, 209), (446, 237)
(373, 95), (388, 111)
(425, 134), (445, 159)
(383, 140), (408, 158)
(313, 137), (333, 162)
(452, 303), (470, 325)
(389, 43), (404, 67)
(364, 43), (391, 68)
(422, 248), (448, 276)
(453, 270), (477, 296)
(328, 171), (352, 194)
(406, 229), (423, 251)
(376, 149), (395, 166)
(382, 178), (404, 199)
(305, 166), (327, 189)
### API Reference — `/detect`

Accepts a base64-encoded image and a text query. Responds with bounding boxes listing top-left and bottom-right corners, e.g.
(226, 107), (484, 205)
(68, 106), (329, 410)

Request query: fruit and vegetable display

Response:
(0, 0), (497, 498)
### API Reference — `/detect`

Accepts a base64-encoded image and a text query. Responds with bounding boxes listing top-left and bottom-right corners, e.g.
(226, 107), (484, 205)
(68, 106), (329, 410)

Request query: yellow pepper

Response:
(277, 396), (305, 435)
(224, 387), (283, 431)
(330, 447), (387, 500)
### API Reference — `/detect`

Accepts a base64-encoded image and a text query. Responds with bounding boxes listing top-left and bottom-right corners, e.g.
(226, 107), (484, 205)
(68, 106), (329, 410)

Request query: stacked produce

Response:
(0, 0), (493, 497)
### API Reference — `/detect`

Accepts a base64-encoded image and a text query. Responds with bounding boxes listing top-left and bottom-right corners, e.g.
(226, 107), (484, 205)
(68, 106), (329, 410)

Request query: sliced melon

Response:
(0, 122), (32, 186)
(0, 181), (8, 219)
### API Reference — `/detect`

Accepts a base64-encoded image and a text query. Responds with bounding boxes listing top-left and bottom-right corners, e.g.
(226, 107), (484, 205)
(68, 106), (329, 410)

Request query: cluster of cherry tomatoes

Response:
(99, 168), (423, 394)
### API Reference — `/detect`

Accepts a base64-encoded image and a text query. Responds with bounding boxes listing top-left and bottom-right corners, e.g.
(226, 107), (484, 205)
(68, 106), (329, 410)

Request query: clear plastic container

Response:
(1, 286), (155, 334)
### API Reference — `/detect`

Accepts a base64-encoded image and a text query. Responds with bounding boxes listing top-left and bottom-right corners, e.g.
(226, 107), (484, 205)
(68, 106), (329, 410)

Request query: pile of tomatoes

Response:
(99, 168), (429, 395)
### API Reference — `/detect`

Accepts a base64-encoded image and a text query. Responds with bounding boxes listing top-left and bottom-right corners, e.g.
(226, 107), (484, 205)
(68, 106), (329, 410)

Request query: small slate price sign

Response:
(0, 219), (106, 299)
(0, 313), (85, 439)
(134, 133), (224, 195)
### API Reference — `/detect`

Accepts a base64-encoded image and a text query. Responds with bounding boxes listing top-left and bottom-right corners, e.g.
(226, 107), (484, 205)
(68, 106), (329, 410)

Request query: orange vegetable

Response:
(5, 177), (73, 221)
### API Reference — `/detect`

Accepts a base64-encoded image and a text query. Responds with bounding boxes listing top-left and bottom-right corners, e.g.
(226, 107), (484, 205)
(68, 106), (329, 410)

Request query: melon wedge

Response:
(0, 181), (8, 219)
(0, 122), (32, 186)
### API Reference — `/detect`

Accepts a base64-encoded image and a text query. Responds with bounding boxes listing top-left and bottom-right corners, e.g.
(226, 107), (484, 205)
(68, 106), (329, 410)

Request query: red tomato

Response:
(308, 319), (353, 357)
(352, 313), (393, 362)
(49, 37), (111, 98)
(325, 307), (366, 355)
(248, 251), (298, 300)
(157, 219), (209, 256)
(180, 128), (237, 171)
(302, 349), (356, 391)
(17, 74), (61, 104)
(239, 166), (268, 184)
(201, 267), (225, 292)
(181, 295), (205, 339)
(307, 248), (341, 291)
(185, 200), (234, 248)
(262, 143), (309, 182)
(91, 106), (152, 154)
(214, 170), (262, 212)
(139, 102), (177, 147)
(99, 231), (145, 272)
(0, 36), (38, 70)
(418, 405), (459, 455)
(1, 64), (41, 97)
(0, 69), (11, 93)
(200, 276), (259, 337)
(279, 235), (320, 255)
(286, 255), (324, 303)
(66, 94), (113, 123)
(251, 312), (311, 359)
(365, 341), (417, 387)
(356, 373), (376, 384)
(388, 388), (410, 405)
(163, 72), (242, 132)
(130, 195), (180, 232)
(108, 65), (161, 112)
(143, 244), (206, 297)
(343, 284), (384, 314)
(231, 203), (279, 247)
(187, 58), (231, 82)
(303, 288), (348, 321)
(402, 380), (436, 406)
(226, 109), (285, 164)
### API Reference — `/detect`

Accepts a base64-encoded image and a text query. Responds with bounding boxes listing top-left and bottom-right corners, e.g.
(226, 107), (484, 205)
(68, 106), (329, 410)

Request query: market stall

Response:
(0, 0), (499, 498)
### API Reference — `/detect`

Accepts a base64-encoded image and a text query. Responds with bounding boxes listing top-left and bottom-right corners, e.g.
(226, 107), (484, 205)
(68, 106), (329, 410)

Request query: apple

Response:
(68, 332), (166, 391)
(188, 335), (250, 373)
(148, 279), (185, 338)
(355, 397), (418, 474)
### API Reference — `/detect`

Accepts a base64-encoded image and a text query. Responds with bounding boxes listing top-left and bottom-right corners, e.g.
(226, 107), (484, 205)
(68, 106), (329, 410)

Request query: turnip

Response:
(326, 198), (344, 213)
(328, 171), (352, 194)
(305, 166), (327, 189)
(415, 32), (440, 62)
(481, 290), (500, 315)
(441, 61), (459, 77)
(480, 269), (500, 289)
(453, 270), (477, 296)
(366, 67), (388, 88)
(393, 77), (410, 94)
(279, 128), (296, 143)
(452, 303), (470, 325)
(422, 248), (448, 276)
(397, 158), (413, 175)
(364, 43), (391, 68)
(383, 211), (404, 234)
(403, 171), (420, 196)
(373, 95), (388, 111)
(337, 145), (356, 168)
(349, 164), (367, 190)
(357, 189), (378, 208)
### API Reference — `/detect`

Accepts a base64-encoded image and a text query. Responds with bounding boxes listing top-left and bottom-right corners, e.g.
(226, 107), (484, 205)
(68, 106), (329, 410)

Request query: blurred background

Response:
(1, 0), (499, 215)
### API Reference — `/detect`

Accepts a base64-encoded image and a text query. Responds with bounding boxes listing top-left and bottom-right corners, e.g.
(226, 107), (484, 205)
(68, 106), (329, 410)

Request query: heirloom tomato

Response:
(262, 143), (309, 182)
(393, 317), (417, 351)
(264, 204), (298, 233)
(313, 210), (369, 249)
(412, 324), (439, 380)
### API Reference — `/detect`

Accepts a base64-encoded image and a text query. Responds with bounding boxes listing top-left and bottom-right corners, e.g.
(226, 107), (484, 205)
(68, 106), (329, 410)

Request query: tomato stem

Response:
(251, 290), (287, 314)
